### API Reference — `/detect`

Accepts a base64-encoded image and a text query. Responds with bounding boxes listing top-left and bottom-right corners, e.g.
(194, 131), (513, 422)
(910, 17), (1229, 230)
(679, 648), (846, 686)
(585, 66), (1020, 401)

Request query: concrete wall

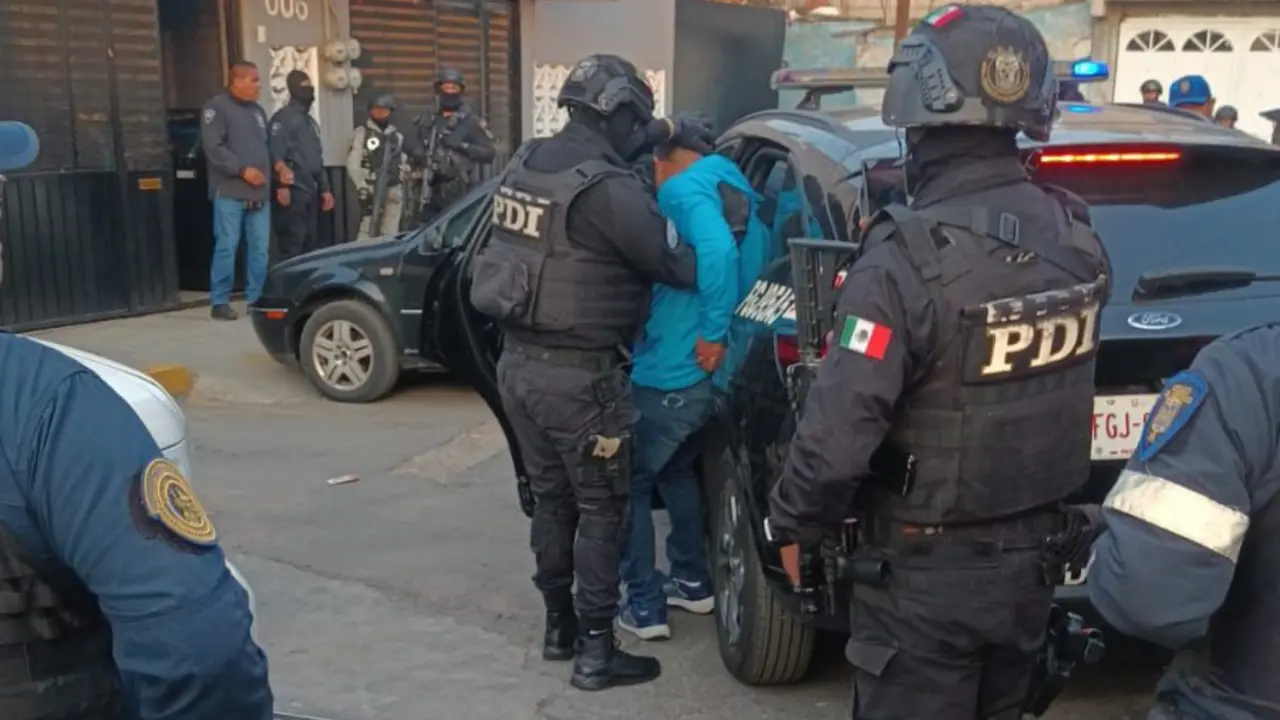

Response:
(518, 0), (676, 139)
(237, 0), (354, 164)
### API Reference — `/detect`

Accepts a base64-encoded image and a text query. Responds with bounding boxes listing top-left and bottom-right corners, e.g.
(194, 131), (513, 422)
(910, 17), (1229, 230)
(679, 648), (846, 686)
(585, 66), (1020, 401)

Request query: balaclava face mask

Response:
(604, 106), (650, 162)
(439, 91), (463, 112)
(287, 71), (315, 108)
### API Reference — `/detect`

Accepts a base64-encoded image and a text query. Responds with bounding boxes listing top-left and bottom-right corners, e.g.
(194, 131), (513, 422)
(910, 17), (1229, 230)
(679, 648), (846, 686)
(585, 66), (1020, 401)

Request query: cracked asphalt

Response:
(35, 307), (1164, 720)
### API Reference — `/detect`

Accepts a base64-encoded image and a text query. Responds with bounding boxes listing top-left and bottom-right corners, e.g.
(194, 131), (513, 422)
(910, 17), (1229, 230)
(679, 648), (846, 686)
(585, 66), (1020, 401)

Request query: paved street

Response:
(34, 306), (1163, 720)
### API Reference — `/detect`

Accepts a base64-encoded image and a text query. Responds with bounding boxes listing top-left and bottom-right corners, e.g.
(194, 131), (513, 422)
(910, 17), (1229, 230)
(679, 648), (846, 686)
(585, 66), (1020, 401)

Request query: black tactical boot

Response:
(569, 628), (661, 691)
(542, 611), (577, 661)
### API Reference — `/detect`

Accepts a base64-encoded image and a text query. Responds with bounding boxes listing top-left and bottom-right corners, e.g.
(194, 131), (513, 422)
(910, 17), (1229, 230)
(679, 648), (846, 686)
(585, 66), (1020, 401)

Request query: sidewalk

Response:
(28, 303), (316, 405)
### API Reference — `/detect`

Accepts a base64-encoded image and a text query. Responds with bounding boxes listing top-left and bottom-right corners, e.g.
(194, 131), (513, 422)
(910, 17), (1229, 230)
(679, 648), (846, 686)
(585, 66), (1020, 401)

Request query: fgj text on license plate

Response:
(1091, 394), (1160, 461)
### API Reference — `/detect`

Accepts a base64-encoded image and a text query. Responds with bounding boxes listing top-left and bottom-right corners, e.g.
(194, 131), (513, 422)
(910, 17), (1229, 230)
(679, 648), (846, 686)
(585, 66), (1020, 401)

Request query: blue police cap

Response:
(0, 122), (39, 172)
(1168, 75), (1212, 107)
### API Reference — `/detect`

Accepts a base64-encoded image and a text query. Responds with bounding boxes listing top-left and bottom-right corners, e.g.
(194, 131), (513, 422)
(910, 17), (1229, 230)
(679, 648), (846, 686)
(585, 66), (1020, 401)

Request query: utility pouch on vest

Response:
(470, 182), (555, 326)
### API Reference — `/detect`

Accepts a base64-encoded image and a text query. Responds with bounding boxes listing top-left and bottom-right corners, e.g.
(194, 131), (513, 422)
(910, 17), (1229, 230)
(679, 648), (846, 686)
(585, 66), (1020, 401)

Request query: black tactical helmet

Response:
(556, 54), (655, 121)
(881, 4), (1057, 142)
(368, 93), (396, 111)
(1140, 79), (1163, 95)
(1215, 105), (1238, 122)
(436, 68), (465, 91)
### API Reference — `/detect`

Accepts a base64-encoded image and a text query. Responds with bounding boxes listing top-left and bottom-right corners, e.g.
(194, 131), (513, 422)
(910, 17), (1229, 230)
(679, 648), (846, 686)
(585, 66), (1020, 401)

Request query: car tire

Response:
(712, 470), (815, 685)
(299, 300), (400, 403)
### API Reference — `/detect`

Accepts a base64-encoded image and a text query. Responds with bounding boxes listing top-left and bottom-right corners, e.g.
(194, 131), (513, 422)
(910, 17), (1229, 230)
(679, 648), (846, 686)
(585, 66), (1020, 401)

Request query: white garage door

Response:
(1114, 19), (1280, 140)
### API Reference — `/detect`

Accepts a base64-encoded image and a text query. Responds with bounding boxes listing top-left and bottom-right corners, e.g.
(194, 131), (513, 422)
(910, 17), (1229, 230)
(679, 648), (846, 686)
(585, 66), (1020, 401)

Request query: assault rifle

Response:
(368, 131), (403, 235)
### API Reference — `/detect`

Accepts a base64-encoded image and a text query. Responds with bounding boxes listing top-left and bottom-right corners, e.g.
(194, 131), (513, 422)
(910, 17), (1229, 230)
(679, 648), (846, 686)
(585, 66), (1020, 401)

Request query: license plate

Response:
(1091, 394), (1160, 461)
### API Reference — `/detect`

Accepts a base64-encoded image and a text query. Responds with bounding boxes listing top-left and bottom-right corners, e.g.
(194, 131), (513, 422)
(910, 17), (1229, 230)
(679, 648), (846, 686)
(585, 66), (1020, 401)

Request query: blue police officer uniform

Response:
(1088, 323), (1280, 720)
(0, 334), (272, 719)
(621, 153), (772, 625)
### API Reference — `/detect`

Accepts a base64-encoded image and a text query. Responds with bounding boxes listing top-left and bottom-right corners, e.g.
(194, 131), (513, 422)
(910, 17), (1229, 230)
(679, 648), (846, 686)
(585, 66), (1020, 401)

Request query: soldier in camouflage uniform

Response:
(346, 93), (407, 242)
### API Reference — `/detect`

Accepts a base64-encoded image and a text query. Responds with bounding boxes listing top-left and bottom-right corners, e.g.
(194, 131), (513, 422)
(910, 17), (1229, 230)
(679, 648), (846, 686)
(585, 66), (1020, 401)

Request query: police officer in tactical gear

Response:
(765, 6), (1111, 718)
(469, 53), (699, 692)
(411, 68), (496, 222)
(0, 122), (274, 718)
(1087, 324), (1280, 720)
(1141, 78), (1164, 105)
(346, 92), (407, 242)
(269, 70), (335, 261)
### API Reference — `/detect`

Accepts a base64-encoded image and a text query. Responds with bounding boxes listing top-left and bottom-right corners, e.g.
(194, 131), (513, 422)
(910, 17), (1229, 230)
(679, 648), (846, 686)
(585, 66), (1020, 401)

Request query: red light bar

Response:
(1038, 149), (1182, 165)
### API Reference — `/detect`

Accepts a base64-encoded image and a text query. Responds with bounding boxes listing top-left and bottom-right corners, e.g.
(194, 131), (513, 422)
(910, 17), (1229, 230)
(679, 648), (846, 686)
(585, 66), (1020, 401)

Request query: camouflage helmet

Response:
(881, 4), (1057, 141)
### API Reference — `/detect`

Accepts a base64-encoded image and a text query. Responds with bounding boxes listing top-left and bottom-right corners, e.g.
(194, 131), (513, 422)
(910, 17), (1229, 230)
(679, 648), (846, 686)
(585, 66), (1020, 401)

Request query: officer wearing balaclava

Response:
(268, 70), (333, 261)
(468, 53), (715, 693)
(409, 68), (496, 222)
(764, 5), (1113, 717)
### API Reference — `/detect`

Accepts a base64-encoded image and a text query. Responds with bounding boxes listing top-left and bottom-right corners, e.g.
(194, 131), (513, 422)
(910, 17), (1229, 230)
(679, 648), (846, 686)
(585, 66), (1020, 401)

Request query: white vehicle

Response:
(28, 337), (257, 623)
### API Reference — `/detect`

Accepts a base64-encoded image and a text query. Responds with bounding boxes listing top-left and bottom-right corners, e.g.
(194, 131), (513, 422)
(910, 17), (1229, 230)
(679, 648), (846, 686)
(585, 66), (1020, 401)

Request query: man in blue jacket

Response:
(619, 131), (772, 640)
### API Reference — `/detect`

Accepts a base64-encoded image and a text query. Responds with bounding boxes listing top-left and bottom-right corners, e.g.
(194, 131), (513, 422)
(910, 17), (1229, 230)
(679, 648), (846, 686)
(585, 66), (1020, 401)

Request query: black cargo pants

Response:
(273, 187), (318, 263)
(847, 515), (1059, 720)
(496, 344), (634, 628)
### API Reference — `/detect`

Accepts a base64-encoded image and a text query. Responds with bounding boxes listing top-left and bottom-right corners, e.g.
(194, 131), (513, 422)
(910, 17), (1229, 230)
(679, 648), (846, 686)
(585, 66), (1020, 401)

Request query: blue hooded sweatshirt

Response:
(631, 154), (772, 392)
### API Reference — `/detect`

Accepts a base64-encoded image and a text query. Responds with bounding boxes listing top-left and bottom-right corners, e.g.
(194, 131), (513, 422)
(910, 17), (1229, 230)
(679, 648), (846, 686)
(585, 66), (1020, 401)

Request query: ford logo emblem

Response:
(1127, 311), (1183, 331)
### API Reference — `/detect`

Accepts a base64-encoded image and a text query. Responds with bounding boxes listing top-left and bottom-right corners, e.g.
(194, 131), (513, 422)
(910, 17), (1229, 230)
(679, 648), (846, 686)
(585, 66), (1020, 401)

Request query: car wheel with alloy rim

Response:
(299, 299), (400, 403)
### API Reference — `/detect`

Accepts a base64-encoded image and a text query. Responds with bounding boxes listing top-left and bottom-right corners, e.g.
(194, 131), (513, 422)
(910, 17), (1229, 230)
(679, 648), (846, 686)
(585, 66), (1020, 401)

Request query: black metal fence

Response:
(0, 0), (178, 331)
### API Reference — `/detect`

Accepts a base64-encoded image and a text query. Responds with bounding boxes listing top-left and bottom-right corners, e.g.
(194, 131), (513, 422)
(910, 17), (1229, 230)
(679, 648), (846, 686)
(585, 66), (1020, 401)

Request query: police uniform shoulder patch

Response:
(665, 218), (680, 249)
(980, 46), (1031, 104)
(203, 108), (216, 124)
(1135, 370), (1209, 462)
(140, 458), (217, 546)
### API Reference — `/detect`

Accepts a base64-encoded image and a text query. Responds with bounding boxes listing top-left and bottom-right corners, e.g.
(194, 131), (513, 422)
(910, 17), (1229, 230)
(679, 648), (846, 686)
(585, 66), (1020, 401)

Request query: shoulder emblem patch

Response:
(140, 458), (217, 546)
(203, 108), (216, 124)
(1136, 370), (1208, 462)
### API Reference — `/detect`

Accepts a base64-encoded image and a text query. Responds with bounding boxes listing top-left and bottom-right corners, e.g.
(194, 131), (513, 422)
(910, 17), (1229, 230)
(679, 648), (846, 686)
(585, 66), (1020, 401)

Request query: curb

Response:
(144, 365), (197, 401)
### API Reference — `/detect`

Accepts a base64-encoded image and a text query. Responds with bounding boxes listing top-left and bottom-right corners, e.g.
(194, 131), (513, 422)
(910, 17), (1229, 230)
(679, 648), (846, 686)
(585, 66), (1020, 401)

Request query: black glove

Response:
(646, 114), (716, 155)
(1044, 504), (1107, 570)
(441, 134), (469, 153)
(517, 475), (535, 518)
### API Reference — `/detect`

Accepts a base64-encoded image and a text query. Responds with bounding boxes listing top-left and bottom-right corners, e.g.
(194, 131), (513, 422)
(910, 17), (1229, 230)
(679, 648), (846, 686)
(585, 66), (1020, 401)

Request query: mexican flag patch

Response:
(921, 4), (963, 28)
(838, 315), (893, 360)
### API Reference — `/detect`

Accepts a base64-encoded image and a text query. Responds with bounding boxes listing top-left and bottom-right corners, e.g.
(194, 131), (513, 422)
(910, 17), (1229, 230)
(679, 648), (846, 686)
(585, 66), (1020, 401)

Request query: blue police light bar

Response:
(771, 59), (1110, 93)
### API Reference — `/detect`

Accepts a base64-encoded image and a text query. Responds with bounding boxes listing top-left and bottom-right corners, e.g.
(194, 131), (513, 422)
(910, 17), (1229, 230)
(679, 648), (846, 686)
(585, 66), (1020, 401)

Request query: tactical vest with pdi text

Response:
(866, 195), (1108, 525)
(0, 524), (122, 719)
(469, 141), (650, 350)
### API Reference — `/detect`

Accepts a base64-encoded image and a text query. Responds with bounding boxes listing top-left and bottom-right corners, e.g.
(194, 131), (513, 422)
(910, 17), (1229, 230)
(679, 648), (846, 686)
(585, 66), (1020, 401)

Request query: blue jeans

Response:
(211, 196), (270, 306)
(621, 379), (715, 612)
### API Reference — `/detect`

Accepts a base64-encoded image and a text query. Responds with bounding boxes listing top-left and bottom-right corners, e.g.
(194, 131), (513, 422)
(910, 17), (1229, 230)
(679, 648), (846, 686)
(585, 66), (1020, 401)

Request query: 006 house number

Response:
(264, 0), (309, 21)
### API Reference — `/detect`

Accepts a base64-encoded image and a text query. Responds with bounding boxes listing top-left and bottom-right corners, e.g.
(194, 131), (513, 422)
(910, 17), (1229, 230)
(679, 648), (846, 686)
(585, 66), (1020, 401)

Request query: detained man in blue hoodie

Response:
(618, 139), (772, 640)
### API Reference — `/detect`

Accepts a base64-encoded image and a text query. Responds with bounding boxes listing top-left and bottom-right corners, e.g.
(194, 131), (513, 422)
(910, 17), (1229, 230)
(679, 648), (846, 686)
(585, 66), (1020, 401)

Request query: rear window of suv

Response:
(1033, 146), (1280, 298)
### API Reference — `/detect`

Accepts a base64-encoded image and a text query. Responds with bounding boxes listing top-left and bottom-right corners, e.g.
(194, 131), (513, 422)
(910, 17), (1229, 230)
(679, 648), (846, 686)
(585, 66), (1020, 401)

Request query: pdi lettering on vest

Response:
(981, 301), (1100, 376)
(492, 186), (551, 239)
